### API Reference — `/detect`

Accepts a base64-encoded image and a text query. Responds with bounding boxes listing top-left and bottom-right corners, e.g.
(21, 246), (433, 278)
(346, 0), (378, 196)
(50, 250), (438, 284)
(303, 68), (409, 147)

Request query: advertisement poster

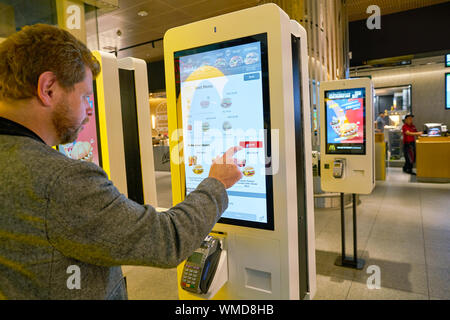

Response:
(325, 88), (366, 154)
(178, 40), (269, 224)
(59, 94), (101, 166)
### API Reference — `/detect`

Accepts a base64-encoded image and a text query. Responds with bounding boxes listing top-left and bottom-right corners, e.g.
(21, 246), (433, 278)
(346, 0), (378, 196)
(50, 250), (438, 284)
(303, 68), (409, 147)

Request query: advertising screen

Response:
(446, 73), (450, 109)
(325, 88), (366, 155)
(58, 88), (102, 166)
(174, 34), (274, 230)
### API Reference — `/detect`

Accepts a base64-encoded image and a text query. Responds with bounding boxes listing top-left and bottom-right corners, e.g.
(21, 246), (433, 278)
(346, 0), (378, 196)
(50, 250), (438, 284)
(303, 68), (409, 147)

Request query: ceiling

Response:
(87, 0), (450, 62)
(86, 0), (262, 62)
(346, 0), (450, 21)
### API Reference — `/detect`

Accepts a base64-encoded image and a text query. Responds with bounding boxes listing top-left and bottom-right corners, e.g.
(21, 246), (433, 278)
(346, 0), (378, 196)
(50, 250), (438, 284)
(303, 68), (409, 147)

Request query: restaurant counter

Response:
(416, 136), (450, 182)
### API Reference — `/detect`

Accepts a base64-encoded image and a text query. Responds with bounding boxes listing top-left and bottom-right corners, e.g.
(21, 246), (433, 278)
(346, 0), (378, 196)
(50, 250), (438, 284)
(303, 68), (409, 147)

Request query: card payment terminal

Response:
(181, 236), (222, 294)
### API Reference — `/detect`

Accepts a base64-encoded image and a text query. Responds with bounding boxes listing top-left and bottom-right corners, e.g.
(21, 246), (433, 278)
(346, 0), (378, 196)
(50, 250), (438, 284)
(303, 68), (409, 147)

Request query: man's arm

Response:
(45, 161), (228, 268)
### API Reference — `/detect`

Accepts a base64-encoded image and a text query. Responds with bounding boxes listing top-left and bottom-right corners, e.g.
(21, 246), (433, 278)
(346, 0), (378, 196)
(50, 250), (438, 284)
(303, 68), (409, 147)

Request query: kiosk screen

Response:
(325, 88), (366, 155)
(446, 73), (450, 109)
(58, 86), (102, 167)
(174, 34), (274, 230)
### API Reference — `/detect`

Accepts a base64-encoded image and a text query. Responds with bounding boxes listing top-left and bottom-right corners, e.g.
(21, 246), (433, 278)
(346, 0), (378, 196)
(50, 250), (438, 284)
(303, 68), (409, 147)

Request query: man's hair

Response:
(0, 24), (100, 101)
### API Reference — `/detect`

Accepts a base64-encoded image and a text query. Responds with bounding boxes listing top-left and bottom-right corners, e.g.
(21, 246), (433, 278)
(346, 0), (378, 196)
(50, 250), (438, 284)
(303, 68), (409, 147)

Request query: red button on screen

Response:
(239, 141), (263, 148)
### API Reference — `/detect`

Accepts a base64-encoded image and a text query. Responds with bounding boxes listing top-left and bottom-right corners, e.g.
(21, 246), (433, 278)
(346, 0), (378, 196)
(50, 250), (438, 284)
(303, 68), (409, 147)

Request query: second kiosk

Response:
(164, 4), (316, 300)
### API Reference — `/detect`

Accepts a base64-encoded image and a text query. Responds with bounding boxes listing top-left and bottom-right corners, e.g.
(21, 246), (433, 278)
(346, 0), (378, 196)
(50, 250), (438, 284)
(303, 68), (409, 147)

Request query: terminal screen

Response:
(174, 33), (274, 230)
(446, 73), (450, 109)
(58, 90), (102, 166)
(325, 88), (366, 155)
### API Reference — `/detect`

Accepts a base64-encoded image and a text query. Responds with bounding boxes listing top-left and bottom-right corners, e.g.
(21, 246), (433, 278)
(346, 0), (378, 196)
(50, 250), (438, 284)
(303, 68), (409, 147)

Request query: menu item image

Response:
(71, 141), (93, 162)
(221, 97), (232, 108)
(222, 121), (232, 131)
(245, 52), (259, 65)
(193, 165), (204, 174)
(243, 166), (255, 177)
(229, 55), (243, 68)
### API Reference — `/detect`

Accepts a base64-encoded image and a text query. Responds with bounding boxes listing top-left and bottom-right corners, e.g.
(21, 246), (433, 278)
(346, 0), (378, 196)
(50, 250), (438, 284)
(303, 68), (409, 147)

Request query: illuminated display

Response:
(174, 34), (274, 230)
(446, 73), (450, 109)
(58, 89), (102, 166)
(325, 88), (366, 155)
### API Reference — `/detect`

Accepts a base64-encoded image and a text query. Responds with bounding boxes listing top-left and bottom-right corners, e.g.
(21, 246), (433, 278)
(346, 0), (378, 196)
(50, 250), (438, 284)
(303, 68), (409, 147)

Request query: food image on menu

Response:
(215, 58), (227, 68)
(71, 141), (93, 162)
(222, 121), (232, 131)
(200, 99), (210, 108)
(202, 122), (210, 132)
(188, 155), (198, 166)
(243, 166), (255, 177)
(330, 116), (359, 140)
(229, 55), (243, 68)
(221, 97), (232, 108)
(193, 165), (204, 175)
(244, 52), (259, 65)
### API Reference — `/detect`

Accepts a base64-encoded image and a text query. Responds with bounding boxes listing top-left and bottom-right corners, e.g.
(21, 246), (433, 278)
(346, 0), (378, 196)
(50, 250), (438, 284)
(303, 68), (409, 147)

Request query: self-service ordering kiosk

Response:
(164, 4), (316, 300)
(118, 57), (158, 206)
(320, 78), (375, 194)
(58, 51), (128, 195)
(58, 52), (158, 205)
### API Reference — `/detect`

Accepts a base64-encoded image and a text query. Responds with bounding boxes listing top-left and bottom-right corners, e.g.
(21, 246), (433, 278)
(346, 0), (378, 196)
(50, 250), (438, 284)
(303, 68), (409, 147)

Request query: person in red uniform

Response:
(402, 114), (423, 174)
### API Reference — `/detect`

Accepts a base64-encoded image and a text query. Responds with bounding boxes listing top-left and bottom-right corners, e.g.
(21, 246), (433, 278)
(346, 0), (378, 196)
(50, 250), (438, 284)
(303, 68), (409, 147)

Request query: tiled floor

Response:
(123, 168), (450, 300)
(314, 168), (450, 300)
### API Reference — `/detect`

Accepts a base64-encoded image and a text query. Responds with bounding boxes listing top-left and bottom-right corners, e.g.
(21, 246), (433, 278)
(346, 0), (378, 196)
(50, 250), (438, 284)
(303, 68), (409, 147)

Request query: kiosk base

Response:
(334, 256), (365, 270)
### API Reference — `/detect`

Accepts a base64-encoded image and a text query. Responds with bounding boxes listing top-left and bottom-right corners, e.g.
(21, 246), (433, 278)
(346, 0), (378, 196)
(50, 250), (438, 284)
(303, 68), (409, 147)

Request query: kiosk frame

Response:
(164, 4), (316, 300)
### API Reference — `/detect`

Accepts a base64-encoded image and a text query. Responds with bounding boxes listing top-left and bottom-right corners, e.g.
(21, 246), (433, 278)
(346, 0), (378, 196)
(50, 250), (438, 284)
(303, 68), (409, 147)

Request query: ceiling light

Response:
(137, 10), (148, 17)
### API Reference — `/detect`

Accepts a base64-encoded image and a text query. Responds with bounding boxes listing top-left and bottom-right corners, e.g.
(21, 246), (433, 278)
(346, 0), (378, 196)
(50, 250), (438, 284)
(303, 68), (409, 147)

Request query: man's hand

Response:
(208, 146), (244, 189)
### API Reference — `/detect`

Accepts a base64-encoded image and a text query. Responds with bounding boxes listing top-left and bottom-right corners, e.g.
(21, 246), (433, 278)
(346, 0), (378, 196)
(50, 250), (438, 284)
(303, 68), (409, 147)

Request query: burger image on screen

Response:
(71, 141), (93, 162)
(243, 166), (255, 177)
(215, 58), (227, 68)
(222, 121), (232, 131)
(339, 123), (359, 138)
(229, 55), (243, 68)
(200, 100), (210, 108)
(193, 165), (204, 174)
(244, 52), (259, 65)
(221, 97), (232, 108)
(202, 122), (210, 132)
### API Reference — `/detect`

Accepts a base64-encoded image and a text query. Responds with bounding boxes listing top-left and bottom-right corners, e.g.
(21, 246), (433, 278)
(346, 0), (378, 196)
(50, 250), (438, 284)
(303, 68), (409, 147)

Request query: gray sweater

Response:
(0, 131), (228, 299)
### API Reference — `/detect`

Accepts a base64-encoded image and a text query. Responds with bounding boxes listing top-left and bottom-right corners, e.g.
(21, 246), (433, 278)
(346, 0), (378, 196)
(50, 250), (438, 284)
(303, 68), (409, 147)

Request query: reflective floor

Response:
(123, 168), (450, 300)
(314, 168), (450, 300)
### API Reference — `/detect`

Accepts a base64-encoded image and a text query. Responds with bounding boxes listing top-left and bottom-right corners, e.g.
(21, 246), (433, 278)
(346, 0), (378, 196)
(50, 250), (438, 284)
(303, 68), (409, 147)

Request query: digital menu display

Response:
(58, 89), (102, 166)
(446, 73), (450, 110)
(446, 54), (450, 68)
(174, 34), (274, 230)
(325, 88), (366, 155)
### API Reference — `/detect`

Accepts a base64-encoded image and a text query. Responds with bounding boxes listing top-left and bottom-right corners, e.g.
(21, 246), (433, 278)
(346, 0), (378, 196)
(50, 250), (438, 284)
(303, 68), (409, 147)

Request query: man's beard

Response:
(52, 97), (88, 145)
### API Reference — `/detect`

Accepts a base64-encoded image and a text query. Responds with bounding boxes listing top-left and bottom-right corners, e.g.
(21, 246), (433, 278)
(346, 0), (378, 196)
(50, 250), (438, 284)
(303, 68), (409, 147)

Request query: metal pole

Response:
(352, 193), (357, 263)
(340, 192), (345, 262)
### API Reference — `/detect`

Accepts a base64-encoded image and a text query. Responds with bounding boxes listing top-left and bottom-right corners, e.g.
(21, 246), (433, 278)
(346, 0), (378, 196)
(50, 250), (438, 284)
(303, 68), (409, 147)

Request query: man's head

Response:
(404, 114), (414, 125)
(379, 112), (385, 118)
(0, 24), (100, 145)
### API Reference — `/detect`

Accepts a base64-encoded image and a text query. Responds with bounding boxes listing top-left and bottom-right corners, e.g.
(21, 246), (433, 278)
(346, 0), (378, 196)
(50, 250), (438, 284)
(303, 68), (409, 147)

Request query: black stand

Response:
(334, 193), (365, 270)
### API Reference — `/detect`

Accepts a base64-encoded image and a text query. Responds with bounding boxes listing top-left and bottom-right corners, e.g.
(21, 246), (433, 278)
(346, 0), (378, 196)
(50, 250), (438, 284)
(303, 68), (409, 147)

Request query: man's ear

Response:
(37, 71), (58, 106)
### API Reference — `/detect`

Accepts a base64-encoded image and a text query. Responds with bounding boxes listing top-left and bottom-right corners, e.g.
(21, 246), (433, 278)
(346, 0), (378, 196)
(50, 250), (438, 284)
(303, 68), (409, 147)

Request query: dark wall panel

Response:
(147, 60), (166, 92)
(349, 2), (450, 66)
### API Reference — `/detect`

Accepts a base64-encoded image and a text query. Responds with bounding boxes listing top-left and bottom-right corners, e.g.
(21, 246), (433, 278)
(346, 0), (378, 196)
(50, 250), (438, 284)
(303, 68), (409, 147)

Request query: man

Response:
(0, 24), (242, 299)
(375, 112), (386, 133)
(401, 114), (423, 175)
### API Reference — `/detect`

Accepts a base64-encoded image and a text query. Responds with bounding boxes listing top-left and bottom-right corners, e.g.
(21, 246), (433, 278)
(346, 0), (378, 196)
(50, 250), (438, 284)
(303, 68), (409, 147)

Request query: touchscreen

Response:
(58, 93), (101, 166)
(325, 88), (366, 155)
(175, 34), (273, 229)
